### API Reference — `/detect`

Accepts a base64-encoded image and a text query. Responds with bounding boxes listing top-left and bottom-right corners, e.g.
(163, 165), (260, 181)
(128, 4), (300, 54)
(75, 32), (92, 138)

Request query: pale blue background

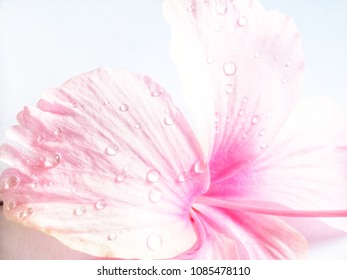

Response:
(0, 0), (346, 259)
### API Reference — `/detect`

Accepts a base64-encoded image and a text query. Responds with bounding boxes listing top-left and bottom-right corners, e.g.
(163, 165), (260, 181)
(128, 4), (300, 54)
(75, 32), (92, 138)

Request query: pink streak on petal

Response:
(0, 69), (209, 259)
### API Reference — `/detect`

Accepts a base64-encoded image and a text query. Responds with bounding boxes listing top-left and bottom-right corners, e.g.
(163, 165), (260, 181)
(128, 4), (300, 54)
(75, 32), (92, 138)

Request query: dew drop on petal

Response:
(6, 201), (16, 211)
(164, 115), (175, 126)
(69, 102), (77, 108)
(95, 200), (107, 210)
(260, 143), (268, 150)
(18, 208), (33, 220)
(149, 188), (163, 203)
(74, 207), (86, 216)
(37, 134), (45, 144)
(194, 159), (208, 174)
(54, 127), (63, 136)
(238, 16), (248, 26)
(213, 23), (221, 32)
(242, 97), (248, 103)
(103, 100), (110, 106)
(254, 51), (260, 58)
(134, 122), (142, 129)
(238, 110), (244, 116)
(123, 165), (131, 172)
(281, 77), (288, 84)
(285, 60), (292, 67)
(225, 84), (234, 94)
(5, 176), (19, 189)
(147, 234), (162, 251)
(44, 153), (61, 168)
(30, 181), (40, 189)
(147, 169), (161, 183)
(178, 171), (188, 182)
(206, 57), (215, 64)
(116, 173), (126, 182)
(274, 55), (280, 61)
(259, 129), (266, 136)
(105, 145), (119, 156)
(119, 104), (129, 112)
(223, 62), (237, 76)
(108, 232), (118, 241)
(187, 3), (195, 12)
(151, 89), (162, 97)
(242, 131), (250, 138)
(215, 4), (227, 15)
(251, 115), (260, 125)
(121, 228), (129, 235)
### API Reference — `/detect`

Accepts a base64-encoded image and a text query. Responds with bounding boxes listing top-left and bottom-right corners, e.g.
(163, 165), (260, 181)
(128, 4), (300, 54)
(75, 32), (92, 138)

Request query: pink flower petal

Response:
(163, 0), (305, 180)
(0, 69), (210, 259)
(206, 97), (347, 231)
(194, 204), (308, 259)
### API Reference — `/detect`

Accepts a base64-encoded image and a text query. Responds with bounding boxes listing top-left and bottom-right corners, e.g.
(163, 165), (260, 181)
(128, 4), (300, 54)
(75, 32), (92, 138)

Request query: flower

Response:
(0, 0), (347, 259)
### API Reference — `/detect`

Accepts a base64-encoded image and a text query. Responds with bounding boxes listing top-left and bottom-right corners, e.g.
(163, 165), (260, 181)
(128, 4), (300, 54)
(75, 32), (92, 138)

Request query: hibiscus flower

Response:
(0, 0), (347, 259)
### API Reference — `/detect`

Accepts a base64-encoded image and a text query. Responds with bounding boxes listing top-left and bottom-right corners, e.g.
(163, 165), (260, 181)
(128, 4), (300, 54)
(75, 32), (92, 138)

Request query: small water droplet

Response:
(74, 207), (86, 216)
(223, 62), (237, 76)
(149, 188), (163, 203)
(18, 207), (33, 220)
(134, 122), (141, 129)
(194, 159), (208, 174)
(44, 153), (61, 168)
(95, 200), (107, 210)
(123, 165), (131, 172)
(54, 127), (63, 136)
(164, 115), (175, 126)
(281, 77), (288, 84)
(274, 56), (280, 61)
(259, 129), (266, 136)
(147, 234), (162, 251)
(238, 110), (244, 116)
(254, 51), (260, 58)
(71, 187), (78, 193)
(6, 201), (16, 211)
(151, 89), (162, 97)
(187, 4), (195, 12)
(242, 131), (250, 138)
(37, 134), (45, 144)
(206, 57), (215, 64)
(119, 104), (129, 112)
(121, 228), (129, 235)
(215, 4), (227, 15)
(242, 97), (248, 103)
(108, 232), (118, 241)
(5, 176), (19, 189)
(238, 16), (248, 26)
(251, 115), (260, 125)
(116, 173), (126, 182)
(213, 23), (221, 32)
(30, 181), (40, 189)
(103, 100), (110, 105)
(105, 145), (119, 156)
(178, 171), (188, 182)
(225, 84), (234, 94)
(69, 102), (77, 108)
(285, 60), (292, 67)
(147, 169), (161, 183)
(260, 143), (268, 150)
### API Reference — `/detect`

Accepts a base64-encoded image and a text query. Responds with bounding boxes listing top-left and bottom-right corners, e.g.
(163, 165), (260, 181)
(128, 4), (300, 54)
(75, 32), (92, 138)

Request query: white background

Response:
(0, 0), (347, 259)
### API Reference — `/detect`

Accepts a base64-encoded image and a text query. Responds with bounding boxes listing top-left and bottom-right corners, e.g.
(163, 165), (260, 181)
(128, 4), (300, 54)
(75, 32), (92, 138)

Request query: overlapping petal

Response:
(0, 69), (210, 259)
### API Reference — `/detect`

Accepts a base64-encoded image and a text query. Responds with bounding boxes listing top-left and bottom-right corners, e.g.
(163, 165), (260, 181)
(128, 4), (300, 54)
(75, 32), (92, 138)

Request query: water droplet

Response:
(116, 173), (126, 182)
(259, 129), (266, 136)
(95, 200), (107, 210)
(134, 122), (141, 129)
(215, 4), (227, 15)
(223, 62), (237, 76)
(6, 201), (16, 211)
(178, 171), (188, 182)
(37, 134), (45, 144)
(147, 169), (161, 183)
(242, 131), (250, 138)
(5, 176), (19, 189)
(213, 23), (221, 32)
(285, 60), (292, 67)
(281, 77), (288, 84)
(254, 51), (260, 58)
(194, 159), (208, 174)
(18, 208), (33, 220)
(30, 181), (40, 189)
(44, 153), (61, 168)
(149, 188), (163, 203)
(69, 102), (77, 108)
(238, 110), (244, 116)
(108, 232), (117, 241)
(123, 165), (131, 172)
(54, 127), (63, 136)
(251, 115), (260, 125)
(225, 84), (234, 94)
(103, 100), (110, 105)
(206, 57), (215, 64)
(260, 143), (268, 150)
(238, 16), (248, 26)
(151, 89), (162, 97)
(187, 4), (195, 12)
(242, 97), (248, 103)
(274, 56), (280, 61)
(105, 145), (119, 156)
(164, 115), (175, 126)
(119, 104), (129, 112)
(147, 234), (162, 251)
(74, 207), (86, 216)
(121, 228), (129, 235)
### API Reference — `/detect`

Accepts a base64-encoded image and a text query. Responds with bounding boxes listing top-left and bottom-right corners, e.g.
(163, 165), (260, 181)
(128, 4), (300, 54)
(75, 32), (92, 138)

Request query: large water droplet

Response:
(215, 4), (227, 15)
(74, 207), (86, 216)
(6, 201), (16, 211)
(119, 104), (129, 112)
(108, 232), (118, 241)
(147, 169), (161, 183)
(164, 115), (175, 126)
(149, 188), (163, 203)
(194, 159), (208, 174)
(105, 145), (119, 156)
(147, 234), (162, 251)
(5, 176), (19, 189)
(251, 115), (260, 125)
(116, 173), (126, 182)
(178, 171), (188, 182)
(238, 16), (248, 26)
(54, 127), (63, 136)
(95, 200), (107, 210)
(223, 62), (237, 76)
(44, 153), (61, 168)
(225, 84), (234, 94)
